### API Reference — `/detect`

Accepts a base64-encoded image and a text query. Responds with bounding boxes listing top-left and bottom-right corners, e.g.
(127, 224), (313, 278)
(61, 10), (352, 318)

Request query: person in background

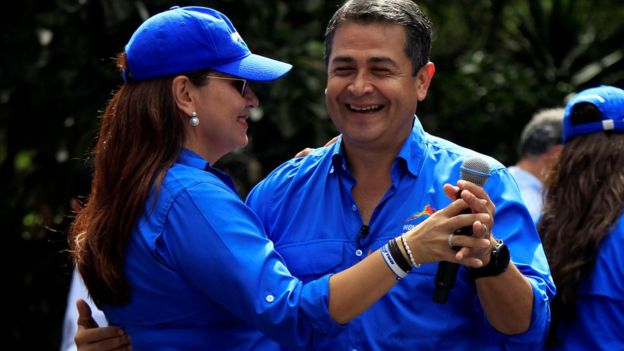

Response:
(68, 5), (493, 350)
(540, 85), (624, 350)
(508, 108), (564, 224)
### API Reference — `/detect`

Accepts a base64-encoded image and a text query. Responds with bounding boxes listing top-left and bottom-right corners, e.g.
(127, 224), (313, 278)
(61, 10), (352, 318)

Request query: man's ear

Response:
(415, 62), (435, 101)
(545, 144), (563, 162)
(172, 76), (195, 116)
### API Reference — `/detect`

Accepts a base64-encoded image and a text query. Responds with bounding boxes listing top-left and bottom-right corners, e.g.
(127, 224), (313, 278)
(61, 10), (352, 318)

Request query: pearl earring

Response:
(190, 112), (199, 127)
(324, 88), (327, 95)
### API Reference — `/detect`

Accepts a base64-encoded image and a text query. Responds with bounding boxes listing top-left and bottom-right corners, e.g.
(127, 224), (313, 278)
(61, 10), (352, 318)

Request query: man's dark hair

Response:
(519, 108), (564, 158)
(324, 0), (432, 76)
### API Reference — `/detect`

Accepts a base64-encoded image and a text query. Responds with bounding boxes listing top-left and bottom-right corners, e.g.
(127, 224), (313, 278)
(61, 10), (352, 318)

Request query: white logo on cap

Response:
(231, 32), (244, 44)
(602, 119), (615, 130)
(582, 94), (606, 103)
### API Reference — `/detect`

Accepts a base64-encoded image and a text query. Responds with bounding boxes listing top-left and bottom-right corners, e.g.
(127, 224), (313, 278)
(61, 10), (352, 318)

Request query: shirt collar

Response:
(329, 136), (347, 174)
(178, 148), (210, 170)
(178, 148), (238, 194)
(396, 116), (427, 177)
(329, 116), (427, 177)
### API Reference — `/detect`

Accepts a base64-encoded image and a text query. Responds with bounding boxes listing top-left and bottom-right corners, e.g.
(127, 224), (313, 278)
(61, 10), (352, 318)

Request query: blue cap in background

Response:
(563, 85), (624, 142)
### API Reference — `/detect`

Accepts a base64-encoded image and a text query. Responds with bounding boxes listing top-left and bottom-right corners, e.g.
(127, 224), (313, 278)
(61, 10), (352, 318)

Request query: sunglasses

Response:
(205, 75), (249, 97)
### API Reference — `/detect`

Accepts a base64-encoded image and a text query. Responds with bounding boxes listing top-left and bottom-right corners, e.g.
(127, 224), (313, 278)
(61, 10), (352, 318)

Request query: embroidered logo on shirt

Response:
(403, 204), (437, 232)
(404, 204), (436, 222)
(402, 204), (436, 232)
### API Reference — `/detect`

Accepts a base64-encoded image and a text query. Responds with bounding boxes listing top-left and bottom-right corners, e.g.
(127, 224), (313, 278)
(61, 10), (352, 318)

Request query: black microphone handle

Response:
(432, 157), (490, 304)
(432, 207), (472, 304)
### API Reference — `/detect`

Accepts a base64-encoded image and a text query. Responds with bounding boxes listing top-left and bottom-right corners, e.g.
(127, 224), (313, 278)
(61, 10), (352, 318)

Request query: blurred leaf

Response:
(14, 150), (34, 171)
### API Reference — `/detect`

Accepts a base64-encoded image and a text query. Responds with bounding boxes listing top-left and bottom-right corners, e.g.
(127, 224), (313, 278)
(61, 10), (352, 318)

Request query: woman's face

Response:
(189, 72), (259, 163)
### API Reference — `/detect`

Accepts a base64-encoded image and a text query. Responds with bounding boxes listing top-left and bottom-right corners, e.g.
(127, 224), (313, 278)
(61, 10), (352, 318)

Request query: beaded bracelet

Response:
(401, 234), (421, 268)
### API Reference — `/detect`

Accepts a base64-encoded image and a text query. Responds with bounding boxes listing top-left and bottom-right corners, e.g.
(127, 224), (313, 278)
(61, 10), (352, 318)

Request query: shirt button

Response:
(265, 295), (274, 303)
(355, 249), (363, 257)
(351, 204), (357, 212)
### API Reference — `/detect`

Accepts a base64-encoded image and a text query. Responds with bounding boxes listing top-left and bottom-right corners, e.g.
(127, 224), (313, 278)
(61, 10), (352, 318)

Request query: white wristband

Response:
(381, 243), (408, 279)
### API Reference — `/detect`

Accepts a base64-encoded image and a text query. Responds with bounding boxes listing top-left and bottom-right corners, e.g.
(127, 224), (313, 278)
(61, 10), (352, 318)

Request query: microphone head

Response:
(460, 157), (490, 186)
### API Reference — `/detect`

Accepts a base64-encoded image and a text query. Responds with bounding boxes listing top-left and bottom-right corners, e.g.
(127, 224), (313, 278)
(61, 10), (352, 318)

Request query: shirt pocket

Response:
(275, 240), (347, 283)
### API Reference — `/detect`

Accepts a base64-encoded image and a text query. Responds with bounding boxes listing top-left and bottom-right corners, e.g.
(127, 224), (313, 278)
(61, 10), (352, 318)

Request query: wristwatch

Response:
(469, 239), (510, 279)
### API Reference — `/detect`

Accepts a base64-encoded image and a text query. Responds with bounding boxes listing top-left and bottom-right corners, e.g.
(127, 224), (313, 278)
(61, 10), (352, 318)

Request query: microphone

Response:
(433, 156), (490, 304)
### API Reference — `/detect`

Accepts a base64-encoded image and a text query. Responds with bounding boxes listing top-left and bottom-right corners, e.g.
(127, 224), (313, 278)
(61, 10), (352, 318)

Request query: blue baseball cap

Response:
(124, 6), (292, 82)
(563, 85), (624, 142)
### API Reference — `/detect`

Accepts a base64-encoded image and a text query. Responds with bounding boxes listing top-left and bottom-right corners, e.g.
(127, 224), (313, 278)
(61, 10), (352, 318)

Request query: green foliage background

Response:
(2, 0), (622, 348)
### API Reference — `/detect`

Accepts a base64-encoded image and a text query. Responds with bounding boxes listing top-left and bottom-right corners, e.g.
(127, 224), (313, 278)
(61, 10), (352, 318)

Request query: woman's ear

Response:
(172, 76), (195, 116)
(415, 62), (435, 101)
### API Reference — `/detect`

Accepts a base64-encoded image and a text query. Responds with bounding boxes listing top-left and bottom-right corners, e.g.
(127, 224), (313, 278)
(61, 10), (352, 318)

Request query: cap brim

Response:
(213, 53), (292, 82)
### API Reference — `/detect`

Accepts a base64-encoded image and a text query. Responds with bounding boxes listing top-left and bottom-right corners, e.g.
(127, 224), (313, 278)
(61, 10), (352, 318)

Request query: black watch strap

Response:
(469, 239), (510, 279)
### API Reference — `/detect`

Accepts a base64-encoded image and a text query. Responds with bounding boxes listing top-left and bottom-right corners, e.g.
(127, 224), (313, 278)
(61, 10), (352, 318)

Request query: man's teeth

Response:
(349, 105), (381, 111)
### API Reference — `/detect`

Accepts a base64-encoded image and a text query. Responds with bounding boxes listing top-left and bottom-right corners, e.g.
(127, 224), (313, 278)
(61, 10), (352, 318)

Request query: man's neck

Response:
(343, 139), (400, 178)
(515, 158), (545, 183)
(342, 140), (402, 225)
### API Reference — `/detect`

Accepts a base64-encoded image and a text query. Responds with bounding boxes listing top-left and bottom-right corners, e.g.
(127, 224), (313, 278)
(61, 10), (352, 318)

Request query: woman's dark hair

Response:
(539, 103), (624, 344)
(69, 53), (211, 306)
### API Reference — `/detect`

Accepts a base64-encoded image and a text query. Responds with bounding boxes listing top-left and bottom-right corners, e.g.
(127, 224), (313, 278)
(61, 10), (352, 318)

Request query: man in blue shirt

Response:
(508, 108), (564, 224)
(246, 0), (553, 349)
(69, 0), (554, 349)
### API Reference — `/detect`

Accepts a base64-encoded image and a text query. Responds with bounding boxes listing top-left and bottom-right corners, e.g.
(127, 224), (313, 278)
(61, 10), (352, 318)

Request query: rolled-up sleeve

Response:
(485, 168), (556, 347)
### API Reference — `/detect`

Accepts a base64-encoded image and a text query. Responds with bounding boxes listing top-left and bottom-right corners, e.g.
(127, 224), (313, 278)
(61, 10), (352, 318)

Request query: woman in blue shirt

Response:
(69, 6), (494, 350)
(540, 85), (624, 350)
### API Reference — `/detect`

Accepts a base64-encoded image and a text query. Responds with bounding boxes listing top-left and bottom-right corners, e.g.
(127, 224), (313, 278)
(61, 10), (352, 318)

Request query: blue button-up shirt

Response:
(247, 118), (555, 350)
(103, 149), (343, 350)
(508, 165), (544, 224)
